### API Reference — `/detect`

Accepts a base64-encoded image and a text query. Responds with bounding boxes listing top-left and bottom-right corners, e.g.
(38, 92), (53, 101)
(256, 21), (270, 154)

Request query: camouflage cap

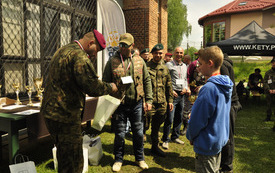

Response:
(140, 48), (149, 55)
(151, 43), (163, 53)
(119, 33), (134, 46)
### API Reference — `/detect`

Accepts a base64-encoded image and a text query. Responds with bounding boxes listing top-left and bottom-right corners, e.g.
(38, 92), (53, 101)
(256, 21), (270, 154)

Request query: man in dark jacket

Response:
(263, 57), (275, 123)
(103, 33), (153, 172)
(220, 53), (242, 173)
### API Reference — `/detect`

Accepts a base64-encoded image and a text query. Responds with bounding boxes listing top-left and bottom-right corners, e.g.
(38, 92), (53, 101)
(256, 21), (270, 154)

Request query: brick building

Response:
(121, 0), (168, 53)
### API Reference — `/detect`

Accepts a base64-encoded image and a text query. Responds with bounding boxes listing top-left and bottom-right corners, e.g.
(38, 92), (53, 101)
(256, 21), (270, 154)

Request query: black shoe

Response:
(180, 129), (187, 136)
(264, 117), (271, 122)
(220, 170), (233, 173)
(151, 146), (166, 157)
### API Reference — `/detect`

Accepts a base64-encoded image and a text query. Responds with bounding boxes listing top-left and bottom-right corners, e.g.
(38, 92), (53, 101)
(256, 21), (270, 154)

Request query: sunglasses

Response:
(119, 43), (131, 48)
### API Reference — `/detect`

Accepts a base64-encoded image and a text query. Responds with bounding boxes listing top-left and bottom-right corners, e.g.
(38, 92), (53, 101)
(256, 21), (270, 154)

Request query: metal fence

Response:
(0, 0), (97, 98)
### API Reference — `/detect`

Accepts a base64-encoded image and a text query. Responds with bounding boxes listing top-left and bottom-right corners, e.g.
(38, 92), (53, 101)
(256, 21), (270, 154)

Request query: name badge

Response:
(268, 79), (272, 84)
(176, 79), (184, 85)
(121, 76), (134, 84)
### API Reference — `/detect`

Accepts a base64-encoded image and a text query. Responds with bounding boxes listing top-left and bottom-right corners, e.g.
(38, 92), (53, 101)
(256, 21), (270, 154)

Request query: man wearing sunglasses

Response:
(103, 33), (153, 172)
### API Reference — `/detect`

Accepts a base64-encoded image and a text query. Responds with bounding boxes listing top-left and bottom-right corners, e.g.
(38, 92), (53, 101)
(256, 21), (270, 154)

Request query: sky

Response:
(181, 0), (233, 49)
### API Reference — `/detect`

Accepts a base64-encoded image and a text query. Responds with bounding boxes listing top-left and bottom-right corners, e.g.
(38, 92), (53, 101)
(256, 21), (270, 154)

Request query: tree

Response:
(168, 0), (191, 51)
(184, 46), (198, 61)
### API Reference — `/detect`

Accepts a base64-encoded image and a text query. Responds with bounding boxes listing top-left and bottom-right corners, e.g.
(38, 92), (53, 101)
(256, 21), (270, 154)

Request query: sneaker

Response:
(151, 146), (166, 157)
(112, 162), (122, 172)
(172, 138), (185, 145)
(136, 160), (149, 170)
(162, 141), (169, 149)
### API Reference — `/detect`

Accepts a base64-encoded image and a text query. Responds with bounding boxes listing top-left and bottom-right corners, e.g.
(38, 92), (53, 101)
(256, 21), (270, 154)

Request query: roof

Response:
(207, 21), (275, 56)
(198, 0), (275, 25)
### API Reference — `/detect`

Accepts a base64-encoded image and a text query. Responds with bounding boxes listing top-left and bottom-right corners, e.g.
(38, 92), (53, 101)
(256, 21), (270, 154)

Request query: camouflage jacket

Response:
(103, 51), (153, 105)
(263, 68), (275, 93)
(146, 60), (173, 104)
(41, 42), (112, 124)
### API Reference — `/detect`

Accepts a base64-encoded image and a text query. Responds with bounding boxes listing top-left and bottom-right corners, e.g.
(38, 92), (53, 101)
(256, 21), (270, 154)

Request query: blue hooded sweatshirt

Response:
(186, 75), (233, 156)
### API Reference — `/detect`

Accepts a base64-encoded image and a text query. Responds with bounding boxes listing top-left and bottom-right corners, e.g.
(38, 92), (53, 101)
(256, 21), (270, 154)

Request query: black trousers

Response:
(220, 101), (242, 171)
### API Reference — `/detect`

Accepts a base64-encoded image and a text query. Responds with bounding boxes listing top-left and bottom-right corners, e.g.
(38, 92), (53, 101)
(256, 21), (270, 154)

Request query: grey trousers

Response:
(195, 152), (221, 173)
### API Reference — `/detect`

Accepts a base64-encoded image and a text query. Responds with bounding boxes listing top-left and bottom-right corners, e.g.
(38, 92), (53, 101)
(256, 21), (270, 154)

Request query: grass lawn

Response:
(1, 95), (274, 173)
(233, 60), (272, 83)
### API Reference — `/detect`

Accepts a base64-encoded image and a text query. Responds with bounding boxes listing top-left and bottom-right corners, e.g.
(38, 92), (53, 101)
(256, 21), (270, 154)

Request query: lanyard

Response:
(172, 60), (182, 78)
(211, 72), (220, 76)
(74, 40), (84, 50)
(120, 53), (132, 74)
(74, 40), (90, 58)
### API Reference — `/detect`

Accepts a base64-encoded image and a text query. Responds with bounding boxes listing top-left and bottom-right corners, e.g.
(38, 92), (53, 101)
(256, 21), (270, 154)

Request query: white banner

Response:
(98, 0), (126, 65)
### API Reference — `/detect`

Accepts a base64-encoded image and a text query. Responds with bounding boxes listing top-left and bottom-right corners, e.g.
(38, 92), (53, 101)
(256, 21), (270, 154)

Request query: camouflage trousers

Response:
(147, 102), (167, 147)
(45, 119), (83, 173)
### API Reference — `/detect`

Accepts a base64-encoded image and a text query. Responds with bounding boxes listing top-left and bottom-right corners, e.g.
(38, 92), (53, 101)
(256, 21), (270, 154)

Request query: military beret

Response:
(165, 52), (172, 57)
(93, 29), (106, 50)
(140, 48), (149, 55)
(151, 43), (163, 53)
(119, 33), (134, 46)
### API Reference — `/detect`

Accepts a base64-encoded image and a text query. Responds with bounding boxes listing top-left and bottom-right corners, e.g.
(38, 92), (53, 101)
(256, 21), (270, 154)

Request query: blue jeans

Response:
(113, 100), (144, 162)
(162, 94), (185, 142)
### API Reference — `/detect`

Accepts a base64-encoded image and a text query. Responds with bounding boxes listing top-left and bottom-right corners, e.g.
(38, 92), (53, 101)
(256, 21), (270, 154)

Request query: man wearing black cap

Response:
(146, 43), (174, 157)
(263, 56), (275, 123)
(140, 48), (150, 62)
(41, 30), (118, 173)
(103, 33), (153, 171)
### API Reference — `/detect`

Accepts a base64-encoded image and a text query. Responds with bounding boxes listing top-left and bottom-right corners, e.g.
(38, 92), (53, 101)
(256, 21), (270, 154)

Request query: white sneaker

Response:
(136, 160), (149, 170)
(173, 138), (185, 145)
(112, 162), (122, 172)
(162, 142), (169, 149)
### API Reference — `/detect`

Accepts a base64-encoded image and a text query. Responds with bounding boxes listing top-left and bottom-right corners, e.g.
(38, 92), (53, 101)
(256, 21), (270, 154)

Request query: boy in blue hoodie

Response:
(186, 46), (233, 173)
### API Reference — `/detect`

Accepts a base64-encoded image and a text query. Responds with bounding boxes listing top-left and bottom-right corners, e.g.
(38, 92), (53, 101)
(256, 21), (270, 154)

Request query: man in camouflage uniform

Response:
(41, 30), (117, 173)
(140, 48), (151, 141)
(140, 48), (150, 62)
(102, 33), (153, 172)
(263, 57), (275, 125)
(146, 43), (173, 157)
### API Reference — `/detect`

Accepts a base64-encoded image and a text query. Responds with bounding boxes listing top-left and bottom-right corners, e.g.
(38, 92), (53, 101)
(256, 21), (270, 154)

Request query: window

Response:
(204, 24), (212, 46)
(2, 0), (24, 56)
(239, 2), (247, 6)
(0, 0), (96, 97)
(212, 22), (225, 42)
(204, 21), (225, 46)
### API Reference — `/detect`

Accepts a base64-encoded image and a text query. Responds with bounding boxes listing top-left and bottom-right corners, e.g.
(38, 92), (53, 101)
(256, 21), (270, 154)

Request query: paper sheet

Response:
(1, 104), (27, 110)
(13, 109), (40, 115)
(32, 102), (41, 107)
